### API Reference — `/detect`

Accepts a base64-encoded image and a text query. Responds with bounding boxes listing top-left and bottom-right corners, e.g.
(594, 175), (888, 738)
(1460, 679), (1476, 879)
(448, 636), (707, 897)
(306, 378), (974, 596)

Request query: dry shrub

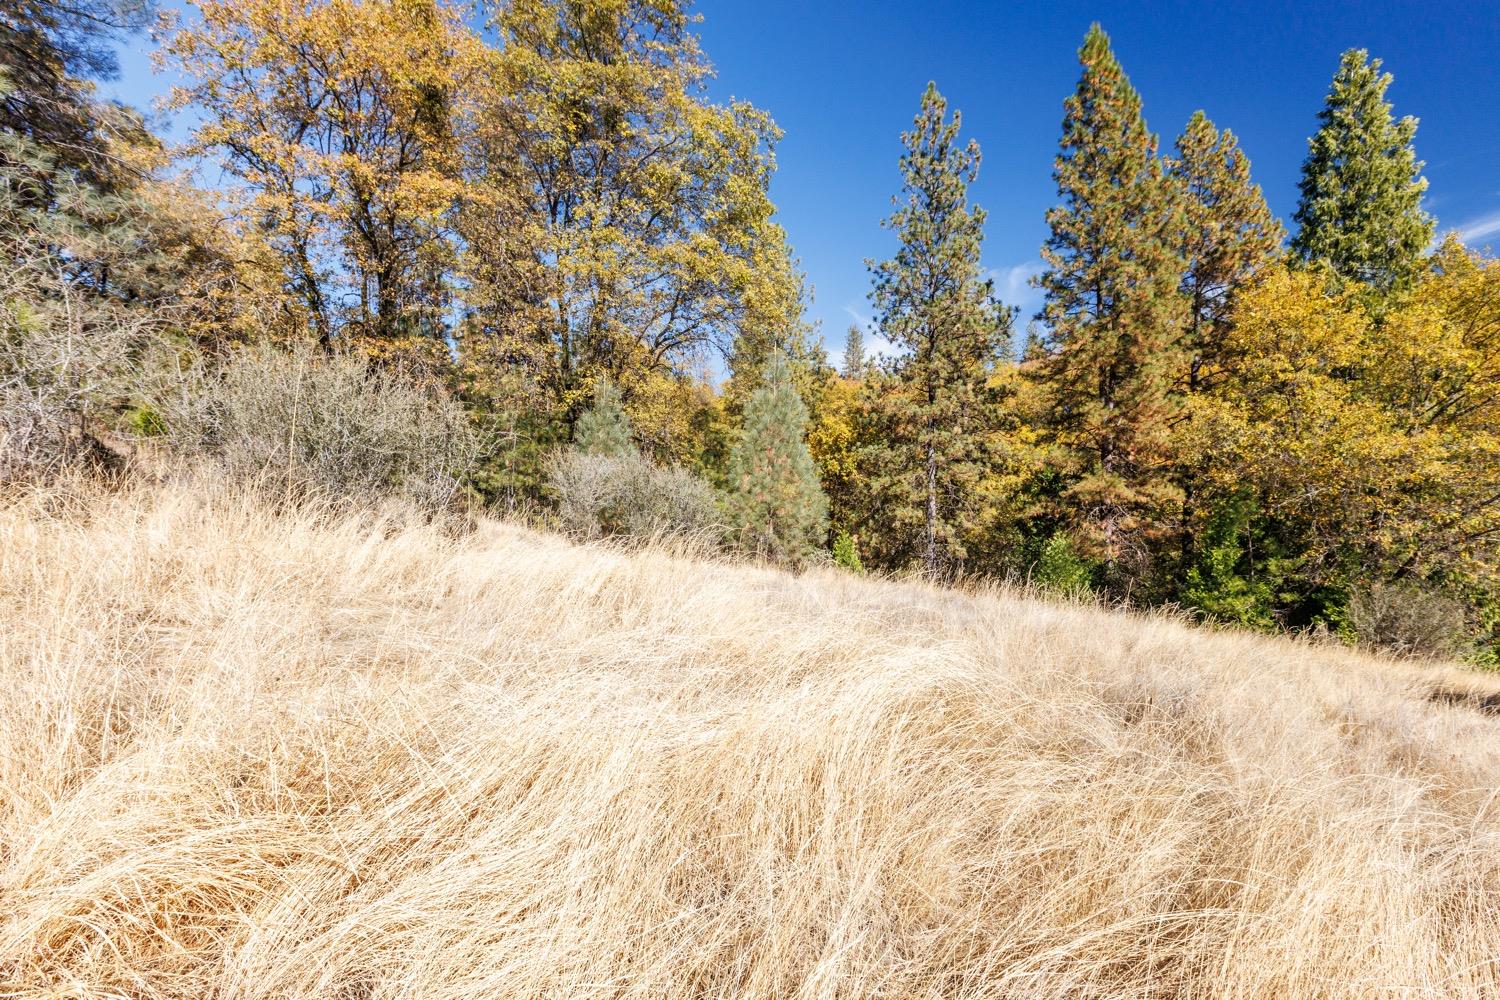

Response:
(548, 449), (721, 543)
(3, 480), (1500, 997)
(159, 344), (478, 508)
(0, 229), (161, 481)
(1347, 580), (1472, 660)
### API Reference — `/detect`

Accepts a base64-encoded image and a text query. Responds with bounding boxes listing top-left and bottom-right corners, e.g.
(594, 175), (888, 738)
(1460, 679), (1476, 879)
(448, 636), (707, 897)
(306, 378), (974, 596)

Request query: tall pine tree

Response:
(842, 324), (868, 379)
(1291, 49), (1433, 295)
(866, 82), (1010, 577)
(726, 350), (829, 566)
(1167, 110), (1283, 579)
(1033, 24), (1187, 591)
(1170, 111), (1284, 394)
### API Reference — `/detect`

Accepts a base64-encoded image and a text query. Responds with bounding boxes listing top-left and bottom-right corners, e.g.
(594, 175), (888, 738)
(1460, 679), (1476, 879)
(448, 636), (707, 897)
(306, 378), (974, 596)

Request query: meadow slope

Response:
(3, 483), (1500, 998)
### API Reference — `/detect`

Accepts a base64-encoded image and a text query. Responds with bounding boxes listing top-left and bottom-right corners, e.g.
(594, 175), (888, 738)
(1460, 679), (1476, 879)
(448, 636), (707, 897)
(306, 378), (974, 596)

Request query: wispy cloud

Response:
(990, 261), (1046, 323)
(1453, 209), (1500, 246)
(830, 303), (896, 369)
(841, 304), (872, 331)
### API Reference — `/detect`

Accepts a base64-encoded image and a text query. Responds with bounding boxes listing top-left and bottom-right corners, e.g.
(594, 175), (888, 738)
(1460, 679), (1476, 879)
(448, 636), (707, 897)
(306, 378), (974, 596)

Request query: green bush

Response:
(833, 531), (864, 574)
(1180, 499), (1277, 629)
(1033, 533), (1094, 597)
(126, 404), (168, 438)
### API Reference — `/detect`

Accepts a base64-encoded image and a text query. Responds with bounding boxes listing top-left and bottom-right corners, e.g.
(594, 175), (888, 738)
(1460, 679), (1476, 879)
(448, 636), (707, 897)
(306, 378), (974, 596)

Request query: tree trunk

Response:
(925, 437), (938, 577)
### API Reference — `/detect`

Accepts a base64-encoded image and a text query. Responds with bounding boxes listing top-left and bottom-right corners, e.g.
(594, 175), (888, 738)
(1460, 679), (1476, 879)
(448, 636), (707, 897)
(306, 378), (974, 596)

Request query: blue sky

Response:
(105, 0), (1500, 361)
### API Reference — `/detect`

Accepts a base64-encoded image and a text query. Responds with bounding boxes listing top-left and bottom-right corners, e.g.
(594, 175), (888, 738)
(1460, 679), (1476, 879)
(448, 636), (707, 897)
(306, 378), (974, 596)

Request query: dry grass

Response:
(3, 481), (1500, 998)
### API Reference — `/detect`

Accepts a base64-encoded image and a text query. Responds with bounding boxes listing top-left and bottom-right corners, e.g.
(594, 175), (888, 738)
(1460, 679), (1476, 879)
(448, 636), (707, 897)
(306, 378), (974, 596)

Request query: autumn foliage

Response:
(4, 0), (1498, 663)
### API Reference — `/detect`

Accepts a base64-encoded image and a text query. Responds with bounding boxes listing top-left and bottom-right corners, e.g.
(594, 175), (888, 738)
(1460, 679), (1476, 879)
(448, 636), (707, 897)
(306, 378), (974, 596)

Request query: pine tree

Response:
(726, 350), (829, 565)
(1291, 49), (1433, 295)
(842, 324), (867, 378)
(1170, 111), (1284, 394)
(866, 82), (1010, 577)
(1033, 23), (1187, 591)
(1168, 111), (1283, 578)
(573, 377), (638, 459)
(0, 0), (155, 194)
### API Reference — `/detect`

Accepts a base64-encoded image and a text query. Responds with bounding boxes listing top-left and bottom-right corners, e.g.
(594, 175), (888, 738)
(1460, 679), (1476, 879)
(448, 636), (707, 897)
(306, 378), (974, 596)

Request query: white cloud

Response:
(990, 261), (1046, 319)
(841, 304), (872, 330)
(1454, 209), (1500, 246)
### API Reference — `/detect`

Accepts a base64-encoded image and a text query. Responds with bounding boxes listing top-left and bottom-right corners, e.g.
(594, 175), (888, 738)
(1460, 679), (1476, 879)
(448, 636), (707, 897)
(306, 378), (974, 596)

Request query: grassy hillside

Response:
(3, 483), (1500, 997)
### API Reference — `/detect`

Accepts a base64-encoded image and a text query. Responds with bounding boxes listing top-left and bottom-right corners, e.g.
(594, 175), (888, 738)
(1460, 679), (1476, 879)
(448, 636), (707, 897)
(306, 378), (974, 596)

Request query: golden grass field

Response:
(4, 481), (1500, 998)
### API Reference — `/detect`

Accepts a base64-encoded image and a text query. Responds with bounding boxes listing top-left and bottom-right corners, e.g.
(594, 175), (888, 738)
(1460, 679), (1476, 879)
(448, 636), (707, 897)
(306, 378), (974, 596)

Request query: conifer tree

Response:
(866, 82), (1010, 577)
(1168, 111), (1283, 576)
(1291, 49), (1433, 294)
(726, 350), (829, 565)
(842, 324), (867, 379)
(0, 0), (155, 193)
(1170, 111), (1284, 393)
(1033, 24), (1187, 590)
(573, 377), (638, 459)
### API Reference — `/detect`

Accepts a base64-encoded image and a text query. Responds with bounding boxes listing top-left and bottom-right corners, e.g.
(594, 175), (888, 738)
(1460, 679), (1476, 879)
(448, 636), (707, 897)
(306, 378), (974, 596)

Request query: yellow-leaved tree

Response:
(1190, 243), (1500, 634)
(163, 0), (484, 348)
(458, 0), (802, 440)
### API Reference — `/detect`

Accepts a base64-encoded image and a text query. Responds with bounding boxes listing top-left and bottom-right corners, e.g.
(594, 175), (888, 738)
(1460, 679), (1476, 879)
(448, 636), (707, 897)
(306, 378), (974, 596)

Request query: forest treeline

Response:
(3, 0), (1498, 661)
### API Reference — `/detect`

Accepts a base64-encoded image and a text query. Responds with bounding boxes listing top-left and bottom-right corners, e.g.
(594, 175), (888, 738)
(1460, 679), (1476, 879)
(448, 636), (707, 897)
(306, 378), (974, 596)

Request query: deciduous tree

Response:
(1194, 245), (1500, 637)
(164, 0), (481, 345)
(464, 0), (801, 437)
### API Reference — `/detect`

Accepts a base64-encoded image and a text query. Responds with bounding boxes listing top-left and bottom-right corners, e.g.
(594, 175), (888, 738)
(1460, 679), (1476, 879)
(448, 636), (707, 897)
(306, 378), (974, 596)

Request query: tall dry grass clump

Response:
(3, 480), (1500, 997)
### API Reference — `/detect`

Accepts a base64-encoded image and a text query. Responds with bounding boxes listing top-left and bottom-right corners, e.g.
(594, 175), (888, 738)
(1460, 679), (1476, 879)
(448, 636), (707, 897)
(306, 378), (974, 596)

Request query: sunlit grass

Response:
(3, 480), (1499, 997)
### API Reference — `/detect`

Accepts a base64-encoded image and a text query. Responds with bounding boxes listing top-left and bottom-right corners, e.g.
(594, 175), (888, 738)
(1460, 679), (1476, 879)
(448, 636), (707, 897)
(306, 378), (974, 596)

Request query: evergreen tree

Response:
(726, 350), (829, 565)
(1291, 49), (1433, 294)
(573, 378), (638, 459)
(1033, 24), (1187, 591)
(842, 324), (867, 378)
(1, 0), (156, 193)
(1170, 111), (1284, 394)
(865, 82), (1010, 577)
(1168, 111), (1283, 577)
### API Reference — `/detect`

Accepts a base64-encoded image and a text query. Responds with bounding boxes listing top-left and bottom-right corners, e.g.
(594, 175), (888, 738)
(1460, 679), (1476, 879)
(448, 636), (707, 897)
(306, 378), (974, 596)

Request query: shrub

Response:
(0, 187), (164, 480)
(1346, 581), (1472, 661)
(1032, 533), (1094, 597)
(1179, 498), (1277, 629)
(833, 530), (864, 574)
(159, 344), (478, 508)
(548, 450), (721, 543)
